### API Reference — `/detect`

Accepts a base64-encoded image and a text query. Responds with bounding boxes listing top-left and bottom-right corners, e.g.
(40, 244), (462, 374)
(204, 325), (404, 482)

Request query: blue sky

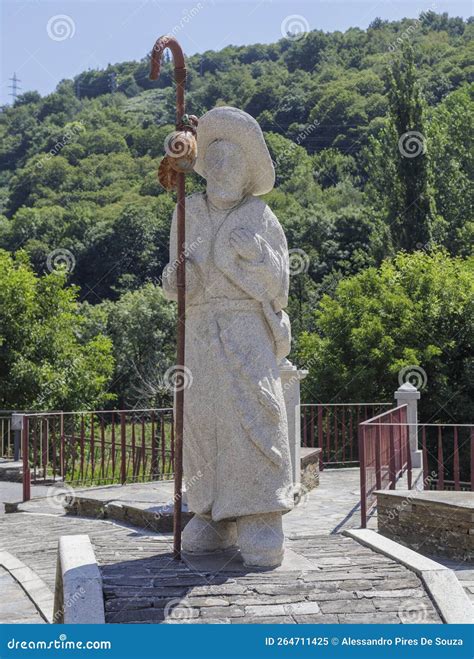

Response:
(1, 0), (472, 105)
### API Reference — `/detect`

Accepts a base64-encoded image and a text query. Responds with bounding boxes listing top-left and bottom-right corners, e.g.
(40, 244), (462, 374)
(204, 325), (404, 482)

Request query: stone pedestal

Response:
(394, 383), (422, 469)
(279, 359), (308, 485)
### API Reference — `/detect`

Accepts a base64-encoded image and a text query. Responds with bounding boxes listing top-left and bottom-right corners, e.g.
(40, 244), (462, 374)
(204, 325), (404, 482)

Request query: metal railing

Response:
(22, 408), (174, 501)
(300, 403), (391, 468)
(359, 405), (411, 528)
(0, 413), (12, 458)
(421, 424), (474, 492)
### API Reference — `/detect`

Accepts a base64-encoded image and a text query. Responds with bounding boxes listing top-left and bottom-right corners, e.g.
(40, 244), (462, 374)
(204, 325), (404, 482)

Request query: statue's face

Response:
(204, 140), (248, 205)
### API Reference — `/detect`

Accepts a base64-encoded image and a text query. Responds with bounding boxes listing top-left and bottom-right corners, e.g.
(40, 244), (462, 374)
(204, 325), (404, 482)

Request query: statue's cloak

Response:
(162, 193), (293, 520)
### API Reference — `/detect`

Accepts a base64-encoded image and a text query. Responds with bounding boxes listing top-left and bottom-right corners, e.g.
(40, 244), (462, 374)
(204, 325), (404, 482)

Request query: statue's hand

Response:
(230, 228), (262, 261)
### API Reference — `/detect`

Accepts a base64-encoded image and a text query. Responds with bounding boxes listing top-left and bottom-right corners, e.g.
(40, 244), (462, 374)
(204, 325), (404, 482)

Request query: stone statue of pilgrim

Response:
(162, 107), (293, 567)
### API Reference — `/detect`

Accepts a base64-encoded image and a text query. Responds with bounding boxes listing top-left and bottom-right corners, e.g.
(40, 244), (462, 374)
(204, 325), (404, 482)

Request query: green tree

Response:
(87, 284), (176, 408)
(369, 42), (438, 251)
(427, 85), (474, 255)
(298, 250), (473, 423)
(0, 250), (114, 410)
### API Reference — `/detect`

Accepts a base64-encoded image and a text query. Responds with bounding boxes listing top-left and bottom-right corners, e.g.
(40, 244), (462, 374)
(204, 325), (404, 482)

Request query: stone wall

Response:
(300, 448), (321, 492)
(377, 490), (474, 562)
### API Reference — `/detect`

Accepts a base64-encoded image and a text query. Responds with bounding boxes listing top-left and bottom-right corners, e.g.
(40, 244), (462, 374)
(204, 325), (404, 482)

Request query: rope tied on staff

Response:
(150, 35), (196, 559)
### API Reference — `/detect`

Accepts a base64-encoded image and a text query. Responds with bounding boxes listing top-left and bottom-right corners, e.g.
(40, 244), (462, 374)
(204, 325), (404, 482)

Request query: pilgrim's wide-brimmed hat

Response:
(193, 106), (275, 196)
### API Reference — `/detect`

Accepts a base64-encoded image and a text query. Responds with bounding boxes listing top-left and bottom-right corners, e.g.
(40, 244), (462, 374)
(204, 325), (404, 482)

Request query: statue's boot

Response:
(236, 511), (284, 568)
(182, 514), (237, 553)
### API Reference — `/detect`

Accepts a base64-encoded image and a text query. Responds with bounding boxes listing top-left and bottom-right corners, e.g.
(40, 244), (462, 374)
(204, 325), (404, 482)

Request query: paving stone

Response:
(320, 599), (376, 614)
(307, 591), (357, 602)
(374, 599), (418, 612)
(105, 598), (153, 611)
(373, 577), (421, 589)
(231, 594), (305, 606)
(293, 614), (339, 624)
(232, 616), (294, 624)
(165, 617), (232, 624)
(103, 587), (188, 598)
(188, 584), (247, 596)
(179, 597), (230, 608)
(103, 577), (153, 587)
(251, 583), (313, 595)
(245, 601), (321, 617)
(338, 612), (402, 624)
(200, 605), (245, 618)
(356, 589), (423, 599)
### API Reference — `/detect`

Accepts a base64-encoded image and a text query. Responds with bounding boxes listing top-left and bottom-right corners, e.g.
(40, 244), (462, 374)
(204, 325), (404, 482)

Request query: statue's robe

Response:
(162, 193), (293, 521)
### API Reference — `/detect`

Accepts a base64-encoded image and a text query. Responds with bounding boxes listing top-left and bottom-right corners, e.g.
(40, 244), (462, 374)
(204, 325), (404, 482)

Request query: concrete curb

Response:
(345, 529), (474, 624)
(54, 534), (105, 624)
(0, 550), (54, 623)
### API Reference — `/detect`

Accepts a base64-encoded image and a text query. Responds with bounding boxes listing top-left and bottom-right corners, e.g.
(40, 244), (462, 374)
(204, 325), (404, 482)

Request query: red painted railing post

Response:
(375, 424), (382, 490)
(151, 411), (157, 478)
(170, 412), (175, 475)
(422, 426), (428, 489)
(437, 426), (444, 490)
(302, 407), (307, 447)
(406, 424), (412, 490)
(22, 416), (30, 502)
(100, 417), (105, 480)
(60, 412), (65, 479)
(90, 413), (95, 480)
(359, 423), (367, 528)
(120, 412), (126, 484)
(42, 418), (47, 481)
(317, 406), (323, 470)
(389, 423), (396, 489)
(453, 426), (460, 491)
(470, 428), (474, 492)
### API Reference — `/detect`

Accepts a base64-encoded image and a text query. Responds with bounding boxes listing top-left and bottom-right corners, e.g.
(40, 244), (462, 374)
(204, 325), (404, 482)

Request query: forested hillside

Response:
(0, 12), (472, 419)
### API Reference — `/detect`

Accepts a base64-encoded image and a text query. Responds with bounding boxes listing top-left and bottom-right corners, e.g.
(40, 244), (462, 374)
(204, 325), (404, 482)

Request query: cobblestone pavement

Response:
(0, 512), (441, 624)
(0, 566), (46, 624)
(0, 480), (67, 515)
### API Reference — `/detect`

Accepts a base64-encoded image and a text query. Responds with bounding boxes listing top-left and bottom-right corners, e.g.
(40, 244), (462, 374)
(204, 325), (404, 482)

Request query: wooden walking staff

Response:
(150, 36), (197, 559)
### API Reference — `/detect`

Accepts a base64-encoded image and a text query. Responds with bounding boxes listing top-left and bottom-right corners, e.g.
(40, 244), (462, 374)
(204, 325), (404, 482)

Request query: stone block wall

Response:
(377, 491), (474, 562)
